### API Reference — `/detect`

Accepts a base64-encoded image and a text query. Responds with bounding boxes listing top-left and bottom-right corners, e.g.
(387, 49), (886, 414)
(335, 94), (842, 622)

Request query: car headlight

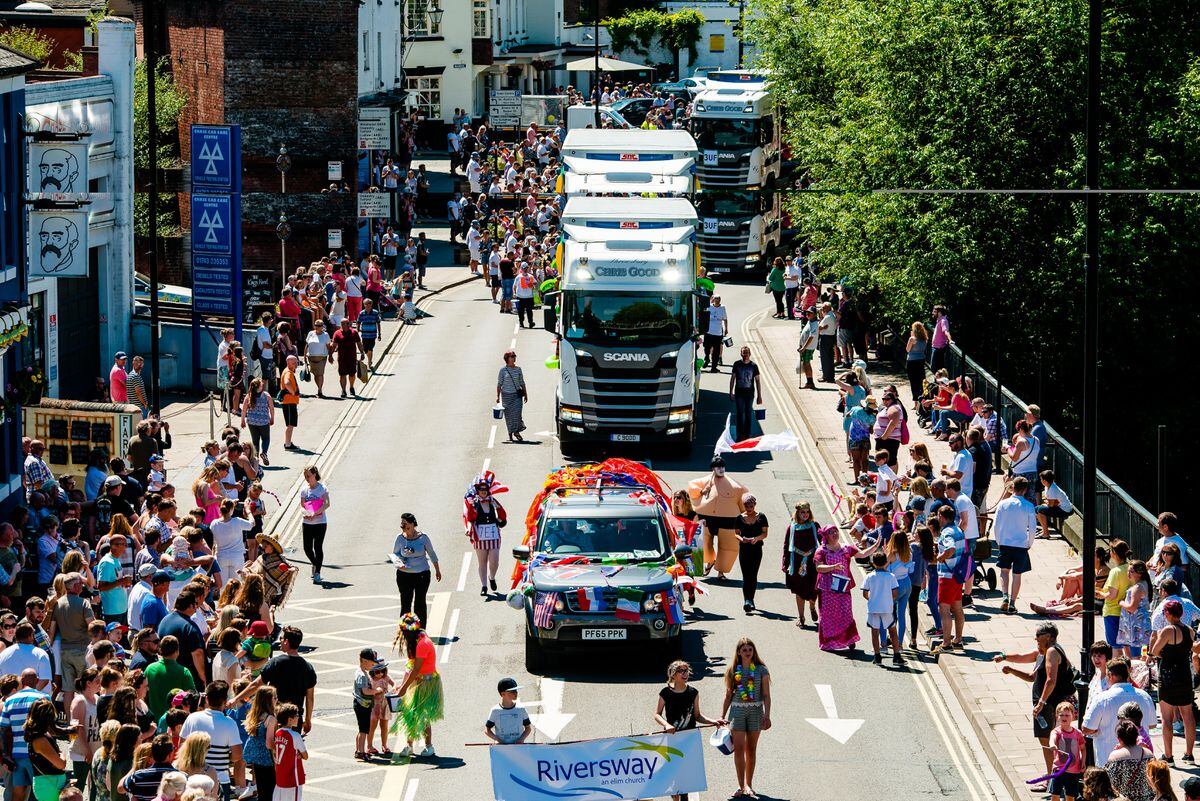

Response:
(643, 596), (660, 612)
(668, 409), (692, 424)
(560, 407), (584, 423)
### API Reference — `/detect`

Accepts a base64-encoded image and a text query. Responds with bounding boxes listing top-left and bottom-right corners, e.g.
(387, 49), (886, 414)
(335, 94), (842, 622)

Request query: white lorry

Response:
(557, 129), (697, 198)
(550, 197), (701, 450)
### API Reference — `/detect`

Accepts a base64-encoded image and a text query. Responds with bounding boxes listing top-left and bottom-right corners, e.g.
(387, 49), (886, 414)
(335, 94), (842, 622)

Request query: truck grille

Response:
(577, 365), (677, 427)
(698, 231), (753, 270)
(563, 587), (620, 613)
(697, 163), (752, 188)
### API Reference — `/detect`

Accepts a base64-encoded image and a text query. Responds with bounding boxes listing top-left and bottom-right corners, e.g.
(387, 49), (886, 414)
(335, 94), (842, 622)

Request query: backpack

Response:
(249, 335), (261, 361)
(94, 495), (113, 530)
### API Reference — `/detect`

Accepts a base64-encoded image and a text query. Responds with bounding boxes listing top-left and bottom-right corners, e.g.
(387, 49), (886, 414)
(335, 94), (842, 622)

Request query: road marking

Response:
(805, 684), (864, 744)
(743, 307), (996, 801)
(509, 337), (517, 349)
(513, 320), (520, 335)
(528, 677), (575, 740)
(402, 779), (420, 801)
(456, 552), (472, 592)
(481, 456), (491, 474)
(487, 425), (497, 449)
(440, 608), (461, 664)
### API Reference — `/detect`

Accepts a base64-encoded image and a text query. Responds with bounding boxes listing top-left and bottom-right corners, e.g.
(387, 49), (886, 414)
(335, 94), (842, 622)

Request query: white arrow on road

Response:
(528, 677), (575, 740)
(805, 684), (864, 744)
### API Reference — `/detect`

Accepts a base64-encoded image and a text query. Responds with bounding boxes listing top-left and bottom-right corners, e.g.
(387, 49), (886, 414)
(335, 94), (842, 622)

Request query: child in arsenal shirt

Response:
(273, 703), (308, 801)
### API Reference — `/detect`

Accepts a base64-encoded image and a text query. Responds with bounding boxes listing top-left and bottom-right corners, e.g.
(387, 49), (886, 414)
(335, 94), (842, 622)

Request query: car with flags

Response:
(512, 461), (689, 673)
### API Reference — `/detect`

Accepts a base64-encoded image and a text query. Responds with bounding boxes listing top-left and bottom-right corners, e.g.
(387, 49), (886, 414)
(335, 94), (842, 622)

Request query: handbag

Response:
(357, 359), (370, 384)
(31, 773), (67, 801)
(299, 366), (311, 382)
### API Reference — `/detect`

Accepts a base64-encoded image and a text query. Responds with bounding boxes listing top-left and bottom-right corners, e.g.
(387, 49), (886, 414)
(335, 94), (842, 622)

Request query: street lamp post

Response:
(275, 145), (291, 288)
(737, 0), (746, 68)
(145, 0), (161, 414)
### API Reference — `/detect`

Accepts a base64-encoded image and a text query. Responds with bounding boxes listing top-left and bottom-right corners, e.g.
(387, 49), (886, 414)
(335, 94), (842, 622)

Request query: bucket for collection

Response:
(492, 404), (504, 420)
(722, 336), (734, 348)
(386, 694), (403, 714)
(829, 573), (851, 594)
(709, 727), (734, 756)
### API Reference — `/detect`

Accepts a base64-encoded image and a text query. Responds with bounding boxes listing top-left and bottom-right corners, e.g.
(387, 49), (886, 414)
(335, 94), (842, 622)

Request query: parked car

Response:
(608, 97), (657, 126)
(134, 273), (192, 305)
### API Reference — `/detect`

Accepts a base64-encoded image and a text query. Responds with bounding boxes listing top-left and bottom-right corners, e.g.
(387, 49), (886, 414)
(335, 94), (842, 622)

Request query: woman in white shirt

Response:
(304, 320), (332, 398)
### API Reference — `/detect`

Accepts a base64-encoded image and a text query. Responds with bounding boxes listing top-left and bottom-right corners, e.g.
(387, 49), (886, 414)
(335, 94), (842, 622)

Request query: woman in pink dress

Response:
(814, 526), (861, 652)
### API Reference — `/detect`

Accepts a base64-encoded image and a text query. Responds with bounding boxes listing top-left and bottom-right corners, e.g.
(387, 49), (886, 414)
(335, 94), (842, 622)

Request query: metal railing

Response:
(890, 335), (1186, 584)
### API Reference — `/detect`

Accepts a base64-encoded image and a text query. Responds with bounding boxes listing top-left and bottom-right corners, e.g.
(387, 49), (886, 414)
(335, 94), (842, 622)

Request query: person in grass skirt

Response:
(391, 613), (444, 758)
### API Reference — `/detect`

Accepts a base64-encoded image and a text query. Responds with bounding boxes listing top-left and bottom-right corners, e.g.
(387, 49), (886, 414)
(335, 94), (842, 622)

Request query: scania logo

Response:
(602, 353), (651, 362)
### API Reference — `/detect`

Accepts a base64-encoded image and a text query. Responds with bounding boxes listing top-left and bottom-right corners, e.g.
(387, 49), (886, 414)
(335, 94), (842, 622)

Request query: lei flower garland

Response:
(734, 663), (757, 702)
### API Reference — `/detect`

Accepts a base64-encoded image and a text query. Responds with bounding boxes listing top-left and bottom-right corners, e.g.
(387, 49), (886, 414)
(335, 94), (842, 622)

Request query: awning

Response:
(562, 56), (652, 72)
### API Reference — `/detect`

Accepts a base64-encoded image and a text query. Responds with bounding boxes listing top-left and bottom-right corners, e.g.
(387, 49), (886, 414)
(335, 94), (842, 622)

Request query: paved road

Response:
(269, 278), (1013, 801)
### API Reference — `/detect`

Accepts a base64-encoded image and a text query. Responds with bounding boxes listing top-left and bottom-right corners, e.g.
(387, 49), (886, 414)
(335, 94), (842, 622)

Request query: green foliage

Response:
(604, 9), (704, 63)
(62, 50), (83, 71)
(747, 0), (1200, 506)
(133, 58), (187, 238)
(0, 25), (57, 62)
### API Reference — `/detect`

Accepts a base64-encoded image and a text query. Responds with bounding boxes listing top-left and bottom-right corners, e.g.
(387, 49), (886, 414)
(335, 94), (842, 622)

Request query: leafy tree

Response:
(133, 57), (187, 237)
(603, 9), (704, 63)
(747, 0), (1200, 509)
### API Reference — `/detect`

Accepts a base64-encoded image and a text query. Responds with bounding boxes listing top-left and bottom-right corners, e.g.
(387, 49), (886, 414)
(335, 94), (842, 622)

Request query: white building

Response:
(358, 0), (564, 124)
(604, 1), (749, 77)
(22, 17), (135, 400)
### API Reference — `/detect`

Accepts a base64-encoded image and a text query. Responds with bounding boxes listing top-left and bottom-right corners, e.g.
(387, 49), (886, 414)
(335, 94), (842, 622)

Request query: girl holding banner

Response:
(653, 660), (728, 801)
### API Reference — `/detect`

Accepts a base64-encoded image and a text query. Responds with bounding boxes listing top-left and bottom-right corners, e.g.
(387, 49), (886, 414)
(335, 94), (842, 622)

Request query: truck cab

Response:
(552, 197), (700, 449)
(694, 187), (782, 272)
(515, 483), (683, 672)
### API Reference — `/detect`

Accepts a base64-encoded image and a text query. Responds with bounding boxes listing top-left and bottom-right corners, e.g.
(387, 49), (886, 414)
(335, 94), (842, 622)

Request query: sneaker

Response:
(419, 745), (436, 758)
(1183, 754), (1195, 764)
(398, 746), (412, 758)
(261, 454), (269, 466)
(480, 586), (488, 597)
(238, 787), (256, 800)
(962, 596), (974, 607)
(1000, 596), (1010, 612)
(312, 572), (322, 583)
(743, 600), (753, 615)
(1161, 754), (1175, 765)
(350, 387), (357, 396)
(893, 654), (905, 666)
(873, 653), (883, 665)
(489, 579), (497, 591)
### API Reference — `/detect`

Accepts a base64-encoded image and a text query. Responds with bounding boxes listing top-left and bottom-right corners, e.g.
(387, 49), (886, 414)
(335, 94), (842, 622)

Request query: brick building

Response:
(138, 0), (358, 274)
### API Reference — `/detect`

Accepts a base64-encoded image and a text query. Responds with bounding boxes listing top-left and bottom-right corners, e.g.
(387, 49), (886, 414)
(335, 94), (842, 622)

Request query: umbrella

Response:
(563, 55), (651, 72)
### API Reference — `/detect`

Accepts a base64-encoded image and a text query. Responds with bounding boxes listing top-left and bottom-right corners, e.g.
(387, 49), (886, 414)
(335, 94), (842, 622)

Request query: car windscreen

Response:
(537, 515), (667, 560)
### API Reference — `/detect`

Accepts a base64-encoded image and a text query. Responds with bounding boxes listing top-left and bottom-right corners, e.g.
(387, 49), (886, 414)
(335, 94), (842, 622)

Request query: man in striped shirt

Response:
(127, 355), (149, 418)
(180, 681), (245, 799)
(0, 669), (51, 801)
(120, 735), (175, 801)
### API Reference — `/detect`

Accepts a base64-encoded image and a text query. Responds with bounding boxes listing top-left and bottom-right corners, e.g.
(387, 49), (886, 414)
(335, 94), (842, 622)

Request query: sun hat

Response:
(249, 621), (271, 638)
(256, 533), (284, 553)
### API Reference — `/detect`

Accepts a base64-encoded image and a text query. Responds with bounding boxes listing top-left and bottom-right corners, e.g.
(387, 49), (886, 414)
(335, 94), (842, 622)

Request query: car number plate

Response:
(582, 628), (627, 641)
(610, 433), (640, 442)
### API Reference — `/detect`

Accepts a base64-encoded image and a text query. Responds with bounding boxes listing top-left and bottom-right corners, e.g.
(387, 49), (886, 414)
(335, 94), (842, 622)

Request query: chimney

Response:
(82, 45), (99, 76)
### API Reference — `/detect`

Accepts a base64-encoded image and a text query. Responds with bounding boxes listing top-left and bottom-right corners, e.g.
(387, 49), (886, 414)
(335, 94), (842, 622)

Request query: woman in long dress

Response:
(496, 350), (527, 442)
(782, 502), (820, 627)
(813, 525), (862, 652)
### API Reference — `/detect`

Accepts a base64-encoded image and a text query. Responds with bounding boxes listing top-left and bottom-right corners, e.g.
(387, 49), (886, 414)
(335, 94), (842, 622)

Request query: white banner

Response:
(490, 729), (707, 801)
(28, 209), (89, 277)
(27, 142), (89, 195)
(714, 414), (800, 454)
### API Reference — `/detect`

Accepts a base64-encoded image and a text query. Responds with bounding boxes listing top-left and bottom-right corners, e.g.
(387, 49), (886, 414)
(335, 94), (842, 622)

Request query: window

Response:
(709, 34), (725, 53)
(473, 0), (491, 37)
(405, 0), (442, 36)
(406, 77), (442, 119)
(362, 31), (370, 70)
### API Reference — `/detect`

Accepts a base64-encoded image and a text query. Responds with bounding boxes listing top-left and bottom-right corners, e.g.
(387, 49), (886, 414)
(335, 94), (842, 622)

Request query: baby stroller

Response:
(972, 519), (998, 591)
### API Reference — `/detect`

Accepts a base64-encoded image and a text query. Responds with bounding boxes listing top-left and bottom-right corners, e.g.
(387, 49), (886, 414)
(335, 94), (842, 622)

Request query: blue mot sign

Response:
(190, 193), (242, 318)
(190, 124), (242, 192)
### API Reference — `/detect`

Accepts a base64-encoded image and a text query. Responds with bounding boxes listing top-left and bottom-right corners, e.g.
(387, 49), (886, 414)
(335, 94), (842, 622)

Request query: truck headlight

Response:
(668, 408), (692, 424)
(560, 407), (584, 423)
(643, 596), (660, 612)
(555, 598), (565, 612)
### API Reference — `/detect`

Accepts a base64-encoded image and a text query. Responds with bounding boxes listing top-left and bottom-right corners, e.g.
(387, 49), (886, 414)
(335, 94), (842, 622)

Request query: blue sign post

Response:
(189, 124), (242, 392)
(190, 125), (242, 193)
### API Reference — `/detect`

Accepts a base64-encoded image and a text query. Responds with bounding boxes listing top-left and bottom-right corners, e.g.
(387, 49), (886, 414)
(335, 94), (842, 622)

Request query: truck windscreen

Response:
(563, 291), (689, 346)
(538, 516), (667, 559)
(691, 118), (760, 150)
(696, 191), (759, 217)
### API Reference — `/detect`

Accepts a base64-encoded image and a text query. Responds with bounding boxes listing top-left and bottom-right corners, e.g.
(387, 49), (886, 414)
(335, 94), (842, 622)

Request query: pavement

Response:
(746, 298), (1195, 800)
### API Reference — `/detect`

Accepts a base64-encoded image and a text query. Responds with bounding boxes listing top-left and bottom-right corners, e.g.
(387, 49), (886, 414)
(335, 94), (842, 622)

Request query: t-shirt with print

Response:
(862, 570), (899, 614)
(1050, 726), (1084, 774)
(487, 703), (531, 744)
(706, 305), (728, 337)
(731, 360), (759, 391)
(936, 525), (966, 579)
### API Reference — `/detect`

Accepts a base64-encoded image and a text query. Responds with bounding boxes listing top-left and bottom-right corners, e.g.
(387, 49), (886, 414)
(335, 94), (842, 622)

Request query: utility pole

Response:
(1079, 0), (1101, 691)
(146, 0), (161, 414)
(593, 0), (601, 127)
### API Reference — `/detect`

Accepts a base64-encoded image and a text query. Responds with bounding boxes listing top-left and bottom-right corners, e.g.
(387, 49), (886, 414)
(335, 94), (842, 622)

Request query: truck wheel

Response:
(525, 631), (547, 674)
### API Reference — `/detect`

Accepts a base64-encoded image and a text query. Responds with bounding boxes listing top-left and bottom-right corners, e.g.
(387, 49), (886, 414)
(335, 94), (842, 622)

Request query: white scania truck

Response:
(689, 70), (785, 272)
(550, 197), (700, 450)
(557, 129), (698, 198)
